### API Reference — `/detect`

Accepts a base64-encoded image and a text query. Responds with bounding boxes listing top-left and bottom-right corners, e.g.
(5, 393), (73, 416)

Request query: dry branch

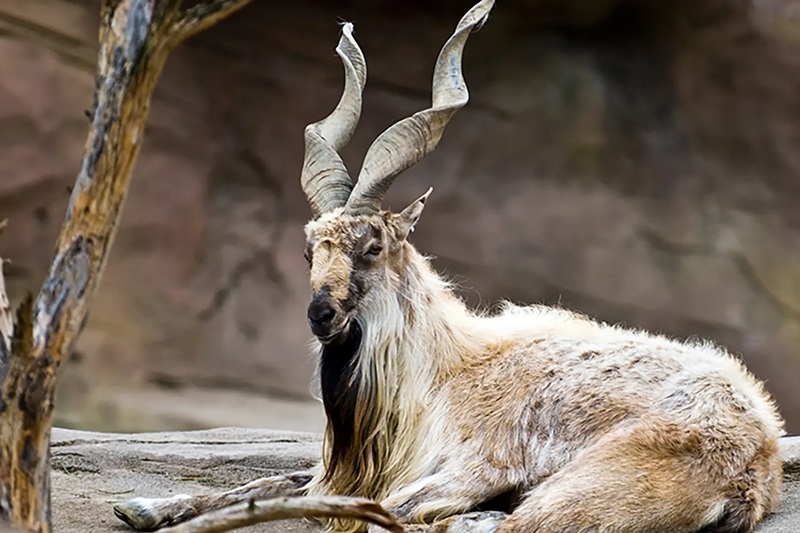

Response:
(159, 495), (403, 533)
(0, 1), (253, 531)
(0, 0), (167, 523)
(169, 0), (254, 46)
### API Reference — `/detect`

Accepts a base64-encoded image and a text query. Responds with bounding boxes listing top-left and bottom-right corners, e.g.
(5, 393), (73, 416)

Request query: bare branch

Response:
(169, 0), (254, 46)
(1, 0), (181, 530)
(158, 495), (403, 533)
(0, 0), (256, 530)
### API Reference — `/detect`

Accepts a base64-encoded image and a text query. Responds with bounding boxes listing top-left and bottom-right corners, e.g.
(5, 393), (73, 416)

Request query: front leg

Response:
(113, 471), (312, 530)
(379, 468), (514, 526)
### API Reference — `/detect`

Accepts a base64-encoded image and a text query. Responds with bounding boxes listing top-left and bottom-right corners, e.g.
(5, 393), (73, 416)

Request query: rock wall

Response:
(1, 0), (800, 431)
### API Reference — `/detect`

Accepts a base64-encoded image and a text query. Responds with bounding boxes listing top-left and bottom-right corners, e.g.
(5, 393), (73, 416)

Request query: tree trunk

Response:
(0, 1), (252, 531)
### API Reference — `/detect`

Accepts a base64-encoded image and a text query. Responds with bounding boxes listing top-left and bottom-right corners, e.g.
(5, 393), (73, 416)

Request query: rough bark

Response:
(0, 1), (252, 531)
(167, 0), (255, 45)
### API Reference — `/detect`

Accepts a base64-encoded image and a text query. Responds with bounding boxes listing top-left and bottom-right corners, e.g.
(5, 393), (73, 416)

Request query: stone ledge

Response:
(49, 428), (800, 532)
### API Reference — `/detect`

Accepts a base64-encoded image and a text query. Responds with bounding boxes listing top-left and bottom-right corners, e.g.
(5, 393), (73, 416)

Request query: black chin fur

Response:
(319, 320), (363, 476)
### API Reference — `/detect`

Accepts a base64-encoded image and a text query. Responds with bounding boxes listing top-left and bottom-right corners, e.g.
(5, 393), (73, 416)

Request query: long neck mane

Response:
(309, 243), (481, 506)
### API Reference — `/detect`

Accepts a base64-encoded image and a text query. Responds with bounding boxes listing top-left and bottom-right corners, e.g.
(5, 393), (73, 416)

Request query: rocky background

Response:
(1, 0), (799, 433)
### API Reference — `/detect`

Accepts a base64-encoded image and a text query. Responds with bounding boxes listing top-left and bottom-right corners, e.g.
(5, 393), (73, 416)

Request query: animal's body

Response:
(112, 1), (785, 532)
(300, 214), (784, 533)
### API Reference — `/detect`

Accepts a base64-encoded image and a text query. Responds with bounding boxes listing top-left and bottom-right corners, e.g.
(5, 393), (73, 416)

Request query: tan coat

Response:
(302, 206), (785, 533)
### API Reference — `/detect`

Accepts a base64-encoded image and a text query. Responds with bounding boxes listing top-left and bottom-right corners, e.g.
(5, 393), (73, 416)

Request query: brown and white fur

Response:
(298, 197), (785, 533)
(112, 1), (785, 532)
(113, 193), (786, 533)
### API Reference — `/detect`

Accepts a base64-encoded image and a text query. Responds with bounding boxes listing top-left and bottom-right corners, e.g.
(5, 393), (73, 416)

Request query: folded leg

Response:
(367, 511), (507, 533)
(495, 419), (778, 533)
(380, 466), (516, 526)
(113, 471), (312, 530)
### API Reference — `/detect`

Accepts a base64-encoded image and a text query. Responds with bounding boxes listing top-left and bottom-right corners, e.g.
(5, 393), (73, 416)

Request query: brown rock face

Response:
(1, 0), (800, 432)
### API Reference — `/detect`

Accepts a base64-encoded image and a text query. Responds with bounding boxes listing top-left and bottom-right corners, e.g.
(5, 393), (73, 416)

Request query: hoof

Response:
(442, 511), (507, 533)
(113, 495), (190, 531)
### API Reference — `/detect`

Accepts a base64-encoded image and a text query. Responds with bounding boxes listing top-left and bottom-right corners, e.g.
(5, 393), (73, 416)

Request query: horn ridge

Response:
(300, 22), (367, 218)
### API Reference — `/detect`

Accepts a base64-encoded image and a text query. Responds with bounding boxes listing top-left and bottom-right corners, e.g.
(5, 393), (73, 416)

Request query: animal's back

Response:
(486, 302), (783, 437)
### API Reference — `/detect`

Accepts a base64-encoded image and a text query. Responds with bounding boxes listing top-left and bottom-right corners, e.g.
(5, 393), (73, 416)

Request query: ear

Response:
(394, 187), (433, 240)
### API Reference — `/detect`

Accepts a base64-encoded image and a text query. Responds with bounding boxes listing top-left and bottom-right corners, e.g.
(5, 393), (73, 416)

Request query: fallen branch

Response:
(0, 1), (254, 531)
(159, 495), (403, 533)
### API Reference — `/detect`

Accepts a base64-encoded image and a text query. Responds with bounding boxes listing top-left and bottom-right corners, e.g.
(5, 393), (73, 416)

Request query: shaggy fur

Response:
(112, 202), (786, 533)
(299, 204), (785, 533)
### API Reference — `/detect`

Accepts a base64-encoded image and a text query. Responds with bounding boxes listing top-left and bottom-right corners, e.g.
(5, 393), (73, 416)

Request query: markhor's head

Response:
(304, 192), (430, 343)
(299, 1), (493, 345)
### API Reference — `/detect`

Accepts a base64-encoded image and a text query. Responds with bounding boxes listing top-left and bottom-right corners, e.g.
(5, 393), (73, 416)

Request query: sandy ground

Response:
(48, 427), (800, 533)
(51, 427), (323, 533)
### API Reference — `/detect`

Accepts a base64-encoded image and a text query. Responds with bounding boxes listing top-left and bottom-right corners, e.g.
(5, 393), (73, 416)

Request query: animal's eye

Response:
(364, 244), (383, 257)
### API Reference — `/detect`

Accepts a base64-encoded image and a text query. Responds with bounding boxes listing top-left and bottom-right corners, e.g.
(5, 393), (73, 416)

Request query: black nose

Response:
(308, 297), (337, 334)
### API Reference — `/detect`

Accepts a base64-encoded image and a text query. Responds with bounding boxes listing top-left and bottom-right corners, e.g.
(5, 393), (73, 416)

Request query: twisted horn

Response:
(301, 23), (367, 218)
(344, 0), (494, 216)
